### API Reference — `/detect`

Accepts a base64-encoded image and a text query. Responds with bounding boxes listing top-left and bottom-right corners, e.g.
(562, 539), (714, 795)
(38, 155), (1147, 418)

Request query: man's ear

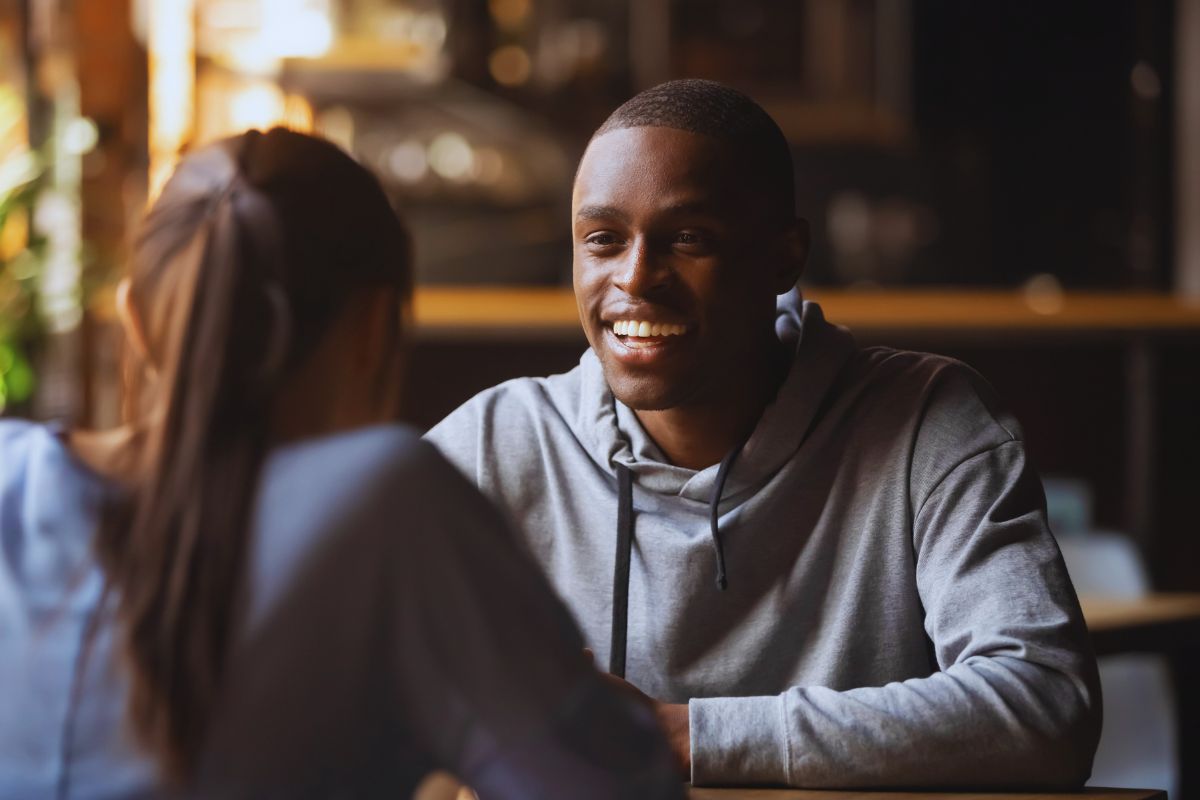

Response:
(115, 278), (154, 368)
(773, 217), (809, 294)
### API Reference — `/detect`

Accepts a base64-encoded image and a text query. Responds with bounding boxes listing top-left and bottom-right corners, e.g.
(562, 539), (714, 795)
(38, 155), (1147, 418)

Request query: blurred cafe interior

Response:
(1, 0), (1199, 796)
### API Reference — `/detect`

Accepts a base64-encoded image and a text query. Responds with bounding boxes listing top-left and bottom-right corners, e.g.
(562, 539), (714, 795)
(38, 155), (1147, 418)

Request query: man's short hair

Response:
(593, 79), (795, 223)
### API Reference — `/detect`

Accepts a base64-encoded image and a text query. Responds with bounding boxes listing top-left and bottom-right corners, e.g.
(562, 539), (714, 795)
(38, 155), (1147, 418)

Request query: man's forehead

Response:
(573, 127), (740, 210)
(578, 126), (728, 178)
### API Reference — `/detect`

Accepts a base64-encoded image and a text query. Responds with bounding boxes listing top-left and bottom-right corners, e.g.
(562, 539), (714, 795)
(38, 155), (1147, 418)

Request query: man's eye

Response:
(585, 233), (620, 247)
(674, 231), (711, 249)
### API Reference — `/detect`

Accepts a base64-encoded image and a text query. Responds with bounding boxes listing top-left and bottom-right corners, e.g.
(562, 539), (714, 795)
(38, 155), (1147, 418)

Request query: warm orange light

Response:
(283, 92), (314, 132)
(195, 71), (313, 145)
(0, 207), (27, 262)
(227, 80), (286, 131)
(489, 45), (532, 87)
(488, 0), (532, 29)
(148, 0), (196, 200)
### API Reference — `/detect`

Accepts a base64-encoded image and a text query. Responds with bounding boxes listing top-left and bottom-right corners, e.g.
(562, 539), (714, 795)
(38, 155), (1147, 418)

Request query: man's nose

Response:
(613, 238), (670, 296)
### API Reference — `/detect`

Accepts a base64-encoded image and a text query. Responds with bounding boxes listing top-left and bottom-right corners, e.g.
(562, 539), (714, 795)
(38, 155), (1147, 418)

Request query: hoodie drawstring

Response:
(708, 435), (749, 591)
(610, 463), (634, 678)
(609, 438), (748, 677)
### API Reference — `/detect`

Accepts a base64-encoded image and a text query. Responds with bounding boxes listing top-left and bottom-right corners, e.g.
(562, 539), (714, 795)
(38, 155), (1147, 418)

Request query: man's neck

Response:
(633, 339), (791, 471)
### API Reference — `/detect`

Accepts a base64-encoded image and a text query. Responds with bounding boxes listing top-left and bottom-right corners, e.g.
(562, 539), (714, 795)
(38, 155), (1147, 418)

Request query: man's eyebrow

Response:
(575, 200), (723, 223)
(575, 204), (627, 223)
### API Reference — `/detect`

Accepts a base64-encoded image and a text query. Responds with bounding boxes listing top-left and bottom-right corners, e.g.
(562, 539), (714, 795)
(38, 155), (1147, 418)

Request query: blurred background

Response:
(1, 0), (1198, 795)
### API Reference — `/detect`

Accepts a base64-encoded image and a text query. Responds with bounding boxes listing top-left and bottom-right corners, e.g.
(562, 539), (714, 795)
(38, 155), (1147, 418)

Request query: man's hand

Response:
(588, 655), (691, 778)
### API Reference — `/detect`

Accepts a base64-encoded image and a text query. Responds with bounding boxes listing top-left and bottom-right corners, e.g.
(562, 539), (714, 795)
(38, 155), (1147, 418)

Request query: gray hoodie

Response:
(427, 291), (1101, 788)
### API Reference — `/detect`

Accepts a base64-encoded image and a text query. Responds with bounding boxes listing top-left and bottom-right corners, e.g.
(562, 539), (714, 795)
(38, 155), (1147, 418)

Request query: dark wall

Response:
(911, 0), (1175, 288)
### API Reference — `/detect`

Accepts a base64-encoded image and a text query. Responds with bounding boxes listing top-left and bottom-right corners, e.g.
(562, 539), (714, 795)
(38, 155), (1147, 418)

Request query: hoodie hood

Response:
(571, 289), (857, 504)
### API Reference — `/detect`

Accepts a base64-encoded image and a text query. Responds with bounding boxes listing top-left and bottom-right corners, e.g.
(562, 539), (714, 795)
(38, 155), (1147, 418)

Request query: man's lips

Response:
(610, 319), (689, 338)
(601, 321), (694, 364)
(601, 307), (692, 334)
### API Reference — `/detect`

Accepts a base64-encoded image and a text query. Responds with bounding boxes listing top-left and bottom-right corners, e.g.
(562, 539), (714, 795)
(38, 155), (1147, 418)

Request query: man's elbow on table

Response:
(998, 667), (1102, 790)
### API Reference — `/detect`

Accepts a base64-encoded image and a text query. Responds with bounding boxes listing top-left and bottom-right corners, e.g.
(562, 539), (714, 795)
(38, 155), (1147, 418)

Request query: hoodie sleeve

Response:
(690, 397), (1101, 787)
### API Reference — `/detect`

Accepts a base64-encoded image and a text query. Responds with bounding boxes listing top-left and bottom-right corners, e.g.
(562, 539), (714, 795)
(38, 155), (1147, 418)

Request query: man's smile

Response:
(603, 322), (694, 364)
(611, 320), (689, 338)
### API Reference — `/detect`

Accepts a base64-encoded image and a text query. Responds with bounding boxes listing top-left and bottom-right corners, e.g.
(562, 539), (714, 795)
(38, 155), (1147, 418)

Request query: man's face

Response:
(572, 126), (801, 411)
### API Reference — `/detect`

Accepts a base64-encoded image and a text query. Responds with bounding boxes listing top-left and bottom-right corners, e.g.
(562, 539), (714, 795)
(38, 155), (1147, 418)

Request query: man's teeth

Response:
(612, 320), (688, 337)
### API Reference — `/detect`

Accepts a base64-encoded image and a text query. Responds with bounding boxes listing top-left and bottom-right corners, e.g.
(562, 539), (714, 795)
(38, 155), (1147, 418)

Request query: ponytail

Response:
(98, 134), (299, 778)
(97, 129), (410, 778)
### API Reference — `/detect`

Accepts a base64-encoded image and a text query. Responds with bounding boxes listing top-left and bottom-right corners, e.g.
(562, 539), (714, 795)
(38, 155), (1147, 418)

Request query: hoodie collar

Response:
(574, 289), (857, 503)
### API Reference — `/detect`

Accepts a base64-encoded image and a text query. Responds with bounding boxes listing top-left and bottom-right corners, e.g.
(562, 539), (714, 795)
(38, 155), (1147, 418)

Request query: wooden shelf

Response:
(1083, 592), (1200, 632)
(412, 287), (1200, 340)
(1081, 592), (1200, 656)
(413, 287), (582, 340)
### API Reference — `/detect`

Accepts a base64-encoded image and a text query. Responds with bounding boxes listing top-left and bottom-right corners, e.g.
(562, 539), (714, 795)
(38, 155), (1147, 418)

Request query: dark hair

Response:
(593, 79), (795, 224)
(96, 128), (411, 778)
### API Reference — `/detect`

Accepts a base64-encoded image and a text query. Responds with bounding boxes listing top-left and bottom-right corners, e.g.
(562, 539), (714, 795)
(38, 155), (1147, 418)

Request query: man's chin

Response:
(605, 372), (691, 412)
(615, 395), (676, 412)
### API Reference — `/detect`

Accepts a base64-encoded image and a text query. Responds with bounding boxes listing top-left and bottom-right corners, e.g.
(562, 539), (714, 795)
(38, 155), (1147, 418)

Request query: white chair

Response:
(1057, 530), (1179, 798)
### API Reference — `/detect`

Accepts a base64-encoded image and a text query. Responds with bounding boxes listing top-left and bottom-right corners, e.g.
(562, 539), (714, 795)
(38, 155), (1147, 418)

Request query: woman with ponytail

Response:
(0, 129), (681, 800)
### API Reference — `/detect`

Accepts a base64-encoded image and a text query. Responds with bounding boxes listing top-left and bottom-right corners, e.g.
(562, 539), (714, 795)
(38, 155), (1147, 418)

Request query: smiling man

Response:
(427, 80), (1100, 788)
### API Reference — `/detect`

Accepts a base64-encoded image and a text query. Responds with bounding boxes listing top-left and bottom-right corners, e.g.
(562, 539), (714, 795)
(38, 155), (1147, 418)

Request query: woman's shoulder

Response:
(2, 419), (79, 493)
(256, 424), (469, 533)
(0, 419), (41, 519)
(265, 423), (443, 487)
(244, 424), (503, 617)
(0, 419), (108, 612)
(0, 416), (45, 455)
(1, 418), (110, 495)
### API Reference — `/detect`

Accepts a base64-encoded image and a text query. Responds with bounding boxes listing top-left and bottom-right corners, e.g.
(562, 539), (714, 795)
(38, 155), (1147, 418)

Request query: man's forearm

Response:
(688, 656), (1098, 788)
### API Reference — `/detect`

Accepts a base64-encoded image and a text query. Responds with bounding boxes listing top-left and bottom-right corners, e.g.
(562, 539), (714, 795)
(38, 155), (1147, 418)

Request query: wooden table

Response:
(688, 789), (1165, 800)
(431, 783), (1165, 800)
(1080, 593), (1200, 655)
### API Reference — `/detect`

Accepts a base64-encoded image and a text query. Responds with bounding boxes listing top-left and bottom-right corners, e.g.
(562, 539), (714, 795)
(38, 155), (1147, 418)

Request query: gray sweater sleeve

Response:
(689, 440), (1101, 787)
